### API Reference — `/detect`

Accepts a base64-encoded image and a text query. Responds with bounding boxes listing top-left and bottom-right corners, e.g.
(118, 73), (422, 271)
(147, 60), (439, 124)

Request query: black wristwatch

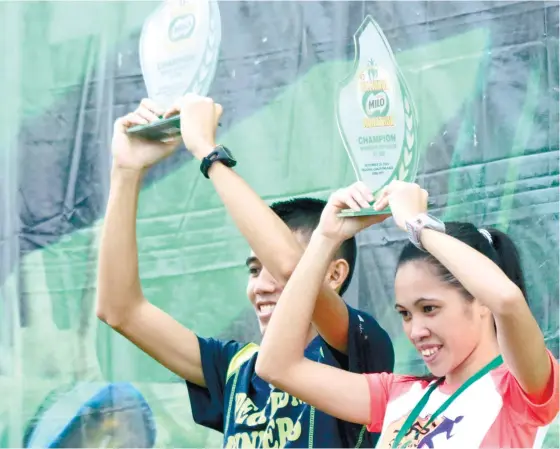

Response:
(200, 145), (237, 178)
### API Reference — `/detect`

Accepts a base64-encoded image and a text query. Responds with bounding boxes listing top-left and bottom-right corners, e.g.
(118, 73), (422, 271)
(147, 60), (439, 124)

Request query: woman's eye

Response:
(398, 310), (411, 321)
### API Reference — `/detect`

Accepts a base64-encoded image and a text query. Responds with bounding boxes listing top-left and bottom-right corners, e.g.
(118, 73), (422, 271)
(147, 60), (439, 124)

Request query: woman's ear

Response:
(325, 258), (350, 292)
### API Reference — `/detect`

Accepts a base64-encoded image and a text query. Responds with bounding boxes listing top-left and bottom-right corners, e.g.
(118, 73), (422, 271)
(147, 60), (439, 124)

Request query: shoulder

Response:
(197, 336), (247, 355)
(345, 304), (395, 370)
(224, 341), (260, 381)
(346, 304), (391, 340)
(346, 303), (375, 325)
(490, 351), (558, 425)
(196, 336), (254, 372)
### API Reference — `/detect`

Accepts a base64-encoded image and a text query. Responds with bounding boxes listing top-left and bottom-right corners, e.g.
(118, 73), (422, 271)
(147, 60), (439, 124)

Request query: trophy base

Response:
(127, 115), (182, 141)
(337, 206), (390, 218)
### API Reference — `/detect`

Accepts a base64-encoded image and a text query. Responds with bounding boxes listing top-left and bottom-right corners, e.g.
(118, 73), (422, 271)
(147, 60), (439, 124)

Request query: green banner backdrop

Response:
(0, 1), (557, 447)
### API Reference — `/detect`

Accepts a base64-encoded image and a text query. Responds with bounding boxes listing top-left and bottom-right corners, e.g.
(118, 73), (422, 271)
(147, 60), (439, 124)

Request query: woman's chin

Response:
(425, 354), (450, 378)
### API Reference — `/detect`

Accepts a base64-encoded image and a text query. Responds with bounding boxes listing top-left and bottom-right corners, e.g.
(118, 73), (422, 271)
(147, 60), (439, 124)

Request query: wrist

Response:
(199, 144), (237, 178)
(405, 213), (445, 251)
(206, 159), (226, 178)
(311, 229), (343, 255)
(191, 142), (216, 160)
(111, 164), (145, 185)
(418, 227), (442, 251)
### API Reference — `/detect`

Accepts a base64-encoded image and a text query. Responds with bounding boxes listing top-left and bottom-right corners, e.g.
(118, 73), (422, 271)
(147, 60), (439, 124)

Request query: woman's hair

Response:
(396, 221), (527, 383)
(397, 221), (527, 302)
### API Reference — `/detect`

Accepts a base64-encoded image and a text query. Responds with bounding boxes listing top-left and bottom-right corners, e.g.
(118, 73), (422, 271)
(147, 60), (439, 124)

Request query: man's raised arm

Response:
(96, 99), (205, 386)
(169, 94), (373, 353)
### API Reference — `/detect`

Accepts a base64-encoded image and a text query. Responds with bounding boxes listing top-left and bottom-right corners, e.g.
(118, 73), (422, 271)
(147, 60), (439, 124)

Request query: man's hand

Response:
(373, 180), (428, 231)
(164, 93), (223, 160)
(111, 98), (182, 172)
(317, 182), (390, 243)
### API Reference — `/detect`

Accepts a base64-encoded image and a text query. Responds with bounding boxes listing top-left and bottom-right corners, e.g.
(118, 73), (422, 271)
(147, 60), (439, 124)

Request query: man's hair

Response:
(270, 197), (357, 296)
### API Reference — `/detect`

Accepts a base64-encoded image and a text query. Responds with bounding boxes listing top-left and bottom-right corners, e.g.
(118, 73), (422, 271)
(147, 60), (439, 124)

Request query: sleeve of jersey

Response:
(363, 372), (394, 433)
(496, 349), (559, 426)
(346, 304), (395, 375)
(185, 336), (243, 432)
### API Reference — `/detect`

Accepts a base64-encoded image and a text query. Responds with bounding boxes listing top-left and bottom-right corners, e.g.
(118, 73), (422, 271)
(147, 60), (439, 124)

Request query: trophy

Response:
(127, 0), (222, 140)
(336, 15), (419, 217)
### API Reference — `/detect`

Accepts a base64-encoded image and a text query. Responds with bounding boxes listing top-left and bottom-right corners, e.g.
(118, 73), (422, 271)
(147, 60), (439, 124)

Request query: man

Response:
(96, 94), (394, 448)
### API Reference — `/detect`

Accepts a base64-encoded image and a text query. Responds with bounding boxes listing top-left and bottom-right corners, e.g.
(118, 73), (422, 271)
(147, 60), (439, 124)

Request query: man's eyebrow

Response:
(245, 256), (259, 267)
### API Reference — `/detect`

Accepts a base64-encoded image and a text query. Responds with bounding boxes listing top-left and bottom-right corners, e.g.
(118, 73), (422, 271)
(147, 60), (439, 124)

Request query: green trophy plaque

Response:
(336, 15), (419, 217)
(127, 0), (221, 140)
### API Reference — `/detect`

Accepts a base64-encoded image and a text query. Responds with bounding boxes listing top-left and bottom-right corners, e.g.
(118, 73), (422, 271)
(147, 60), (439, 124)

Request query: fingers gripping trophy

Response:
(127, 0), (222, 141)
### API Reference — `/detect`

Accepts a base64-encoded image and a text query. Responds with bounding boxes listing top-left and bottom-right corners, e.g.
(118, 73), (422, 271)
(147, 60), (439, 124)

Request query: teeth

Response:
(421, 347), (440, 357)
(260, 304), (275, 314)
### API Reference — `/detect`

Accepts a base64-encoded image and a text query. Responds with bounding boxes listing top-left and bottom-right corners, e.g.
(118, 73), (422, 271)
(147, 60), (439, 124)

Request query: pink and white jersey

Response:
(364, 351), (559, 448)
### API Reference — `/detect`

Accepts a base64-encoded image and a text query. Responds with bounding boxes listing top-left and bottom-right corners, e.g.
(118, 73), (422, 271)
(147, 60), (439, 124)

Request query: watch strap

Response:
(405, 213), (445, 250)
(200, 145), (236, 178)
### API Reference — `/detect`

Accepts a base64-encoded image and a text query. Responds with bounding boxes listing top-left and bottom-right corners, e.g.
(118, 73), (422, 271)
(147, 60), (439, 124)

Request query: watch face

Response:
(222, 146), (236, 161)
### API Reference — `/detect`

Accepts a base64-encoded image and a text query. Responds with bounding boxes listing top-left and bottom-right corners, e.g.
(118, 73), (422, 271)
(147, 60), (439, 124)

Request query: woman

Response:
(255, 181), (558, 448)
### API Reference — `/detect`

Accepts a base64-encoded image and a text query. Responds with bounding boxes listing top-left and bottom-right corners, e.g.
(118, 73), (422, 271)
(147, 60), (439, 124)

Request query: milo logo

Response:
(168, 14), (196, 41)
(362, 90), (390, 117)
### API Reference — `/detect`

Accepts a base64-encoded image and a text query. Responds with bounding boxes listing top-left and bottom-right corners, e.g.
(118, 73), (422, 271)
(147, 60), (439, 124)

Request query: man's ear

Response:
(325, 258), (350, 292)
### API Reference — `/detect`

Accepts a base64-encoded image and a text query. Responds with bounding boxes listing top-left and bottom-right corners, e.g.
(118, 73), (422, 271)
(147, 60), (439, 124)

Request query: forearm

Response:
(208, 162), (301, 280)
(420, 229), (525, 313)
(421, 228), (550, 394)
(96, 167), (145, 325)
(208, 162), (350, 351)
(257, 231), (341, 375)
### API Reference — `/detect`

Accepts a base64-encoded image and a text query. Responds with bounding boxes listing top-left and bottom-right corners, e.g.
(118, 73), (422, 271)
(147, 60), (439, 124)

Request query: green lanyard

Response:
(391, 355), (503, 448)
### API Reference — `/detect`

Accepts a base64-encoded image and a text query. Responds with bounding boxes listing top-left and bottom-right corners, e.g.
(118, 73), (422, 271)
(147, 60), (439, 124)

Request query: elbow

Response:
(257, 356), (305, 394)
(95, 286), (144, 329)
(95, 295), (110, 323)
(492, 284), (527, 317)
(276, 260), (296, 285)
(95, 297), (127, 330)
(274, 247), (301, 283)
(96, 306), (108, 323)
(258, 249), (299, 285)
(255, 355), (275, 383)
(95, 304), (120, 328)
(255, 353), (286, 384)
